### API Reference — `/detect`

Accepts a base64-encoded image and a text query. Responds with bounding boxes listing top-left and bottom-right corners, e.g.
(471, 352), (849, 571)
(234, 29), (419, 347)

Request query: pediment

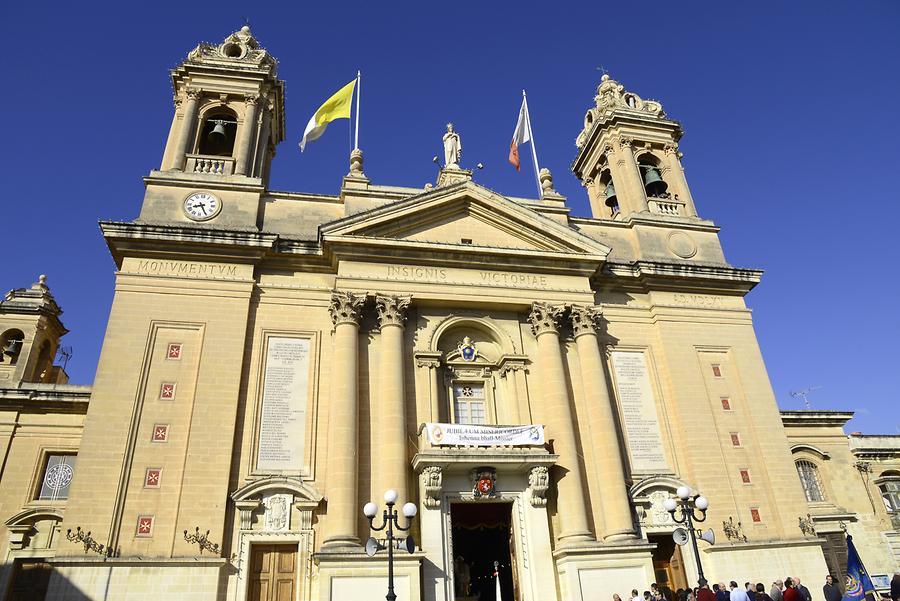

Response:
(321, 181), (610, 259)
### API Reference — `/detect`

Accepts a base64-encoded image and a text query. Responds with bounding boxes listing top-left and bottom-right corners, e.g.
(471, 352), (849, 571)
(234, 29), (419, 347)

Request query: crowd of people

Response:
(610, 574), (898, 601)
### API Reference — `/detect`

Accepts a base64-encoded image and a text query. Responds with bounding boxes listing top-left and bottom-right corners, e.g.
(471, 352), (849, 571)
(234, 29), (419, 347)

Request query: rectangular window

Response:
(711, 364), (722, 377)
(37, 453), (76, 501)
(750, 507), (761, 523)
(721, 397), (732, 411)
(740, 469), (751, 484)
(453, 383), (486, 425)
(730, 432), (741, 447)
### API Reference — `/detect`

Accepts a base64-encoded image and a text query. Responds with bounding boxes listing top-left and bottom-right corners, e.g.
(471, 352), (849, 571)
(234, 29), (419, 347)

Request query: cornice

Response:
(0, 385), (91, 413)
(600, 260), (763, 293)
(780, 410), (855, 427)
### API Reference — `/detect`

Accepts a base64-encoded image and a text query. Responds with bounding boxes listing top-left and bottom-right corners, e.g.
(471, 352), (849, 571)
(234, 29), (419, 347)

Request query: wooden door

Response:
(249, 544), (297, 601)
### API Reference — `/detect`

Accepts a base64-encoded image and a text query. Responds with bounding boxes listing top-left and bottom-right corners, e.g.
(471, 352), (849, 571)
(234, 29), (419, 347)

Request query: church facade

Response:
(0, 27), (897, 601)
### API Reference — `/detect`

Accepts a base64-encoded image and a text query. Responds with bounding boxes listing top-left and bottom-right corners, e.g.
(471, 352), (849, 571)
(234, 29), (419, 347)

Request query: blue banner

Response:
(841, 535), (875, 601)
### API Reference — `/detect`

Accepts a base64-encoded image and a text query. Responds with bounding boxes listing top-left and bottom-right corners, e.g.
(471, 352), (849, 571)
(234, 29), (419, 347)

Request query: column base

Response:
(603, 530), (639, 542)
(321, 535), (361, 550)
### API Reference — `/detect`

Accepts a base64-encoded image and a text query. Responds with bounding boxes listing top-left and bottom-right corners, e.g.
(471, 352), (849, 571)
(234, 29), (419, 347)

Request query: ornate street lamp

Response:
(664, 485), (710, 583)
(363, 489), (418, 601)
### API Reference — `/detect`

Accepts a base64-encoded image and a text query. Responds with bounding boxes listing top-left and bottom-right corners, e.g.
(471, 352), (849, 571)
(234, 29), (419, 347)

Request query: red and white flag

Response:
(509, 96), (531, 171)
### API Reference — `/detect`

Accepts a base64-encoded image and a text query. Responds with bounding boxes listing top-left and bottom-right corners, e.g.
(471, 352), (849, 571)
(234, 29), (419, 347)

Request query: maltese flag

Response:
(508, 96), (531, 171)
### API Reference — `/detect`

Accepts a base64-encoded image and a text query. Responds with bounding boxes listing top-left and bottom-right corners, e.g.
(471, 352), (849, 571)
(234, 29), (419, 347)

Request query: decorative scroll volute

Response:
(329, 291), (365, 327)
(528, 302), (564, 337)
(569, 305), (602, 338)
(375, 294), (411, 328)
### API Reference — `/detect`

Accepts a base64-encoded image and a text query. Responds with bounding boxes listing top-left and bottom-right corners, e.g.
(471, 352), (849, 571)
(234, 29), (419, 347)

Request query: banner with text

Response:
(424, 423), (545, 446)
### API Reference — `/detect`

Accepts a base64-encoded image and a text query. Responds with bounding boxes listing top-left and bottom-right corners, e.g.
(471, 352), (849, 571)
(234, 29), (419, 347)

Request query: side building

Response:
(0, 26), (897, 601)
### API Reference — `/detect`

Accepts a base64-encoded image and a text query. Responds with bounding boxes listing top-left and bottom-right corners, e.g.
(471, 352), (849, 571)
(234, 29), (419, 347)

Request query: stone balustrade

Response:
(185, 154), (235, 175)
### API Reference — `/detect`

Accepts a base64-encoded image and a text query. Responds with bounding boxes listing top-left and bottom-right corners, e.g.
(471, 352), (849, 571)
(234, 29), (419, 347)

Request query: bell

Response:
(642, 165), (668, 197)
(604, 181), (619, 211)
(207, 120), (227, 143)
(2, 339), (22, 358)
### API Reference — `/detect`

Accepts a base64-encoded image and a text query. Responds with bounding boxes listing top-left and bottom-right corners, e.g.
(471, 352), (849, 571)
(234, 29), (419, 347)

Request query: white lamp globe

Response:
(363, 502), (377, 518)
(695, 496), (709, 510)
(676, 486), (691, 500)
(384, 489), (399, 504)
(663, 498), (678, 512)
(402, 502), (418, 518)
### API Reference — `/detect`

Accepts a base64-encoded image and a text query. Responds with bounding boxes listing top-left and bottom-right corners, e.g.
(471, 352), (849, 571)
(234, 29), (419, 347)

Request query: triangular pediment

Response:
(321, 181), (610, 259)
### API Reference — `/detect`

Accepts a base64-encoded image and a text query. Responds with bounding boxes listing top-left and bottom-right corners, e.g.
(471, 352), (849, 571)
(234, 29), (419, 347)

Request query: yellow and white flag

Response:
(299, 78), (356, 152)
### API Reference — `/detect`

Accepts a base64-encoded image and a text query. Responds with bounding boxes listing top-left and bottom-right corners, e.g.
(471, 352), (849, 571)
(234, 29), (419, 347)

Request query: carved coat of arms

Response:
(458, 336), (477, 362)
(473, 467), (497, 498)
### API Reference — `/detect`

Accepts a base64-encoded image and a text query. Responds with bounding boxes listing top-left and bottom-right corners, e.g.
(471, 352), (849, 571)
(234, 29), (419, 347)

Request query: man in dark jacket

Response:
(756, 583), (774, 601)
(823, 575), (842, 601)
(795, 577), (812, 601)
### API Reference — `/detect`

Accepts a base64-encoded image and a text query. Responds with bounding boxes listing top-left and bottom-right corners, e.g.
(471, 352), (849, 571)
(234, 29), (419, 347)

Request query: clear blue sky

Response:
(5, 2), (899, 433)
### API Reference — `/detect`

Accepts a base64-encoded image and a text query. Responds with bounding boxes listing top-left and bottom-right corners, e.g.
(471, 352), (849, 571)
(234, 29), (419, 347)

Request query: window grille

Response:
(795, 459), (825, 502)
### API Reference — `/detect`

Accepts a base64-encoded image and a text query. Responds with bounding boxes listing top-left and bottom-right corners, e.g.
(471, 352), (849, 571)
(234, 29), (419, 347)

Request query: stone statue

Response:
(443, 123), (461, 167)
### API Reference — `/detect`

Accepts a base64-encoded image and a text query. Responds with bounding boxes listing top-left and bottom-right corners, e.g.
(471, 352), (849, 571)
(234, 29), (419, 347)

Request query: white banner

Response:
(424, 423), (544, 446)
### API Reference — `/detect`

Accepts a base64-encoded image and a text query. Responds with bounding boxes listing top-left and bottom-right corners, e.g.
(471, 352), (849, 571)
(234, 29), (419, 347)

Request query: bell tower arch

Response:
(0, 275), (69, 385)
(572, 74), (698, 221)
(161, 26), (284, 181)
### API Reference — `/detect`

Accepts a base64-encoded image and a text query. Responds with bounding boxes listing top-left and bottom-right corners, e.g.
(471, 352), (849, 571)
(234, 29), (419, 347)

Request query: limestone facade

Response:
(0, 26), (897, 601)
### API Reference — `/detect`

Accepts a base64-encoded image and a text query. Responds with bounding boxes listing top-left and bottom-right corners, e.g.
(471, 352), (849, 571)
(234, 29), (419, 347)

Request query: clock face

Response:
(183, 192), (221, 221)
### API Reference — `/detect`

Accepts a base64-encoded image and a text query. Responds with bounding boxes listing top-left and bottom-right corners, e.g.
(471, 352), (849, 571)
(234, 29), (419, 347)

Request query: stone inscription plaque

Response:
(610, 351), (669, 472)
(257, 337), (310, 472)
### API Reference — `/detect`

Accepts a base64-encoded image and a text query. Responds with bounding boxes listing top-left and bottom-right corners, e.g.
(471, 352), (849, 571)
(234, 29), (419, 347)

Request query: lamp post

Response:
(665, 485), (709, 583)
(363, 489), (418, 601)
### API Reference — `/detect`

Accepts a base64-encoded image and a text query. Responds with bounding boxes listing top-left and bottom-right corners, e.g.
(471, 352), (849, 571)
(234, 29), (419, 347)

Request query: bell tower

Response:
(137, 26), (285, 227)
(161, 26), (284, 180)
(572, 74), (698, 220)
(0, 275), (69, 386)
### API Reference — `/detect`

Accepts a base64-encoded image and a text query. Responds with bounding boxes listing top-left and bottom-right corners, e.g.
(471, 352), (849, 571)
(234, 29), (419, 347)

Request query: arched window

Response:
(0, 329), (25, 365)
(877, 471), (900, 529)
(599, 170), (618, 216)
(637, 154), (669, 198)
(795, 460), (825, 502)
(197, 111), (237, 156)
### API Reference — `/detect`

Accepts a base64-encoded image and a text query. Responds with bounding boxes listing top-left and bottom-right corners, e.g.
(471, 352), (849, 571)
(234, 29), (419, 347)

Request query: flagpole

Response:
(354, 70), (361, 150)
(523, 90), (541, 197)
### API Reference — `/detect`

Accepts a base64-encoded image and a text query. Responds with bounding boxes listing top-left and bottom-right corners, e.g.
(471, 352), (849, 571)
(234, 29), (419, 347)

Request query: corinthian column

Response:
(323, 290), (365, 548)
(617, 136), (648, 213)
(234, 94), (259, 175)
(570, 305), (636, 540)
(375, 294), (412, 505)
(528, 302), (592, 544)
(172, 88), (201, 171)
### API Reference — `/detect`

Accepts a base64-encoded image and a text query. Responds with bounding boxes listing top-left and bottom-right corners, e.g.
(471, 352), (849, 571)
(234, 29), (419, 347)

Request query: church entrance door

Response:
(8, 559), (52, 601)
(248, 544), (297, 601)
(451, 502), (517, 601)
(648, 533), (688, 593)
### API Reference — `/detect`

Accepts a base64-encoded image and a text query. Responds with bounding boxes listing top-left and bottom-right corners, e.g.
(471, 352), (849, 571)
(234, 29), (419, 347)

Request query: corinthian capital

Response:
(329, 291), (365, 327)
(528, 302), (565, 337)
(570, 305), (602, 338)
(375, 294), (411, 328)
(185, 88), (202, 101)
